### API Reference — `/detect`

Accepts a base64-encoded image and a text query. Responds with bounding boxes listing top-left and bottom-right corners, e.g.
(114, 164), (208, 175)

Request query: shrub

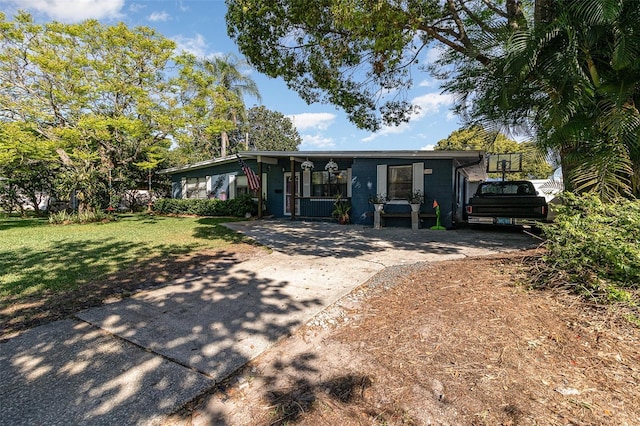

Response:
(49, 210), (112, 224)
(538, 193), (640, 305)
(153, 194), (257, 217)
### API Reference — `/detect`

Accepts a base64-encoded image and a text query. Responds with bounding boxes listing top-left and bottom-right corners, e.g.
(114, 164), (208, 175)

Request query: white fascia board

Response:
(158, 155), (239, 174)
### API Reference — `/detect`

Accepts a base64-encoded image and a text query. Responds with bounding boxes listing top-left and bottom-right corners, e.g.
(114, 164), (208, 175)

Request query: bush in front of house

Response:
(48, 210), (113, 224)
(538, 192), (640, 306)
(153, 194), (258, 217)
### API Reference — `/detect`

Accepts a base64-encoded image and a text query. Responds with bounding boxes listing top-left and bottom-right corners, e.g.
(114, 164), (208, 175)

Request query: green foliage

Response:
(407, 190), (424, 204)
(0, 13), (179, 211)
(331, 194), (351, 224)
(445, 0), (640, 199)
(0, 13), (268, 210)
(239, 106), (301, 151)
(153, 194), (258, 217)
(435, 126), (553, 179)
(48, 210), (112, 225)
(0, 215), (248, 304)
(226, 0), (508, 131)
(539, 193), (640, 306)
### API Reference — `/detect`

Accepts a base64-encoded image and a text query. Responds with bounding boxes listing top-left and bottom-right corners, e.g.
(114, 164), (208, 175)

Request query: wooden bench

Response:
(381, 212), (436, 226)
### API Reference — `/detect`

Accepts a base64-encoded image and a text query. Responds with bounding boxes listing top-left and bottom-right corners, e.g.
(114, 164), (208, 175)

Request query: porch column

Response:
(258, 159), (263, 219)
(290, 157), (296, 219)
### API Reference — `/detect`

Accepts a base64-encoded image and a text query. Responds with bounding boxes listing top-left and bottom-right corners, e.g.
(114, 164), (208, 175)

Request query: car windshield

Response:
(477, 182), (533, 196)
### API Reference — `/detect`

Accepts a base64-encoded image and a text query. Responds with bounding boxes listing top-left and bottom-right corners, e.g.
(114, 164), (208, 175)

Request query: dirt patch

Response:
(0, 243), (265, 340)
(167, 251), (640, 425)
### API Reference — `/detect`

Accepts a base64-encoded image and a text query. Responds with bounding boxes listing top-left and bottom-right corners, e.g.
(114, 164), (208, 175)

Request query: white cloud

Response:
(172, 34), (208, 57)
(418, 79), (439, 88)
(361, 91), (453, 143)
(300, 134), (336, 149)
(128, 3), (145, 13)
(420, 144), (436, 151)
(361, 121), (411, 143)
(426, 45), (446, 63)
(412, 92), (454, 119)
(289, 113), (336, 131)
(4, 0), (125, 22)
(148, 11), (170, 22)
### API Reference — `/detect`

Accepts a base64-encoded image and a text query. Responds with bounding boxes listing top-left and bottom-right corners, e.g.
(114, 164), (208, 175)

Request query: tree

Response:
(435, 127), (552, 180)
(445, 0), (640, 199)
(0, 121), (59, 214)
(226, 0), (640, 199)
(239, 106), (301, 152)
(204, 53), (262, 156)
(226, 0), (523, 131)
(0, 12), (180, 211)
(170, 53), (241, 163)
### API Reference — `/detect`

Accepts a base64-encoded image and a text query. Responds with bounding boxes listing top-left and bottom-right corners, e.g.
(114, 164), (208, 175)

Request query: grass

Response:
(0, 214), (249, 306)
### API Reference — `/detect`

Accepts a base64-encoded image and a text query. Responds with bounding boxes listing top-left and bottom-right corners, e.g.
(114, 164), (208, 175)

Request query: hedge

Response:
(153, 194), (258, 217)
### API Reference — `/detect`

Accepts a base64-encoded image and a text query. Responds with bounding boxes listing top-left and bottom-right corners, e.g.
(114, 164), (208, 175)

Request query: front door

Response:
(284, 172), (300, 216)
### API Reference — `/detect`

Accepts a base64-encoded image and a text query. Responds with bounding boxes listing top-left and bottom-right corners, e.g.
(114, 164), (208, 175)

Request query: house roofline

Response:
(241, 150), (485, 160)
(159, 150), (486, 174)
(158, 155), (240, 174)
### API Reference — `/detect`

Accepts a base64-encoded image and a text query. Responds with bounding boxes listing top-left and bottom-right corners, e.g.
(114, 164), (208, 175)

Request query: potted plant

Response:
(369, 193), (387, 212)
(332, 193), (351, 224)
(408, 190), (424, 212)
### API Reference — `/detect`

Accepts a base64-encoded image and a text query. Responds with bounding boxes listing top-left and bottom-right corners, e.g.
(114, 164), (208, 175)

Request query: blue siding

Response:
(168, 156), (457, 227)
(350, 158), (455, 228)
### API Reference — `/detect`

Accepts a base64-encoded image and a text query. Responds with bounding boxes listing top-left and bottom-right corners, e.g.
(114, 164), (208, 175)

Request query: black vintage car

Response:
(466, 180), (548, 227)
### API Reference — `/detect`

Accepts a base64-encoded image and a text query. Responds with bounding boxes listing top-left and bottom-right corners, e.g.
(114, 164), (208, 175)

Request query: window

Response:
(311, 170), (347, 197)
(185, 177), (207, 199)
(387, 165), (412, 200)
(235, 175), (259, 197)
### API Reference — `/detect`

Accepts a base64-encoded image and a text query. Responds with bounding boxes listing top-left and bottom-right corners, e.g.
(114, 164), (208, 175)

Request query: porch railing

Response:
(298, 197), (342, 218)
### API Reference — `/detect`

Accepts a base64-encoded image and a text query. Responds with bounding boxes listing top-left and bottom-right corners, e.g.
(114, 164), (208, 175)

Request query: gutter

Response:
(452, 154), (485, 226)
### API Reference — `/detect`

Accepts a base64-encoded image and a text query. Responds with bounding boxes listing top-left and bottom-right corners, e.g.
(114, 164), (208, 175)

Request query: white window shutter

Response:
(181, 177), (186, 199)
(206, 176), (212, 196)
(262, 173), (267, 199)
(376, 164), (387, 196)
(347, 168), (352, 197)
(413, 162), (424, 194)
(302, 170), (311, 197)
(228, 174), (236, 199)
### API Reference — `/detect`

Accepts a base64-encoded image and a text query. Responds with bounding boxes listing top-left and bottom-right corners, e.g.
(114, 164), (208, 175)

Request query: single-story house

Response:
(159, 150), (487, 228)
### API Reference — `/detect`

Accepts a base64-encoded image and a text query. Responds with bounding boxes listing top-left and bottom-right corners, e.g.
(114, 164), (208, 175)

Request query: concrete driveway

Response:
(0, 220), (538, 426)
(224, 219), (539, 267)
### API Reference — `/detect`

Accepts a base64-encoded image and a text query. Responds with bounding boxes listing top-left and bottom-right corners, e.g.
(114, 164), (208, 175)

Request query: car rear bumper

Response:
(468, 216), (546, 226)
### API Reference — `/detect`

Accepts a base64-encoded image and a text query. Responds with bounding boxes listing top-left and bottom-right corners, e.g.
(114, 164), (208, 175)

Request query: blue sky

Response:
(0, 0), (465, 151)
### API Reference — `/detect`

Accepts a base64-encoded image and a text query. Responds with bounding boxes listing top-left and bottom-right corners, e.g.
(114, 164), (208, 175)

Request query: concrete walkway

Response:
(0, 220), (537, 425)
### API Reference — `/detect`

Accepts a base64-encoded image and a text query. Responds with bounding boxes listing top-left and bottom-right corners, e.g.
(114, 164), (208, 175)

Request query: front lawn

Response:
(0, 214), (257, 336)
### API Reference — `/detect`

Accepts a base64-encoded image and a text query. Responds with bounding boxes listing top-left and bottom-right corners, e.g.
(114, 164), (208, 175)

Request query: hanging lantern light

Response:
(301, 158), (314, 171)
(325, 158), (338, 172)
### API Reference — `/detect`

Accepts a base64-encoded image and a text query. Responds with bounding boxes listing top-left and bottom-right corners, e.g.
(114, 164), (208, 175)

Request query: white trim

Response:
(257, 156), (278, 165)
(302, 170), (311, 197)
(262, 173), (267, 200)
(283, 172), (300, 216)
(206, 175), (212, 194)
(413, 162), (424, 194)
(376, 164), (387, 196)
(229, 174), (236, 199)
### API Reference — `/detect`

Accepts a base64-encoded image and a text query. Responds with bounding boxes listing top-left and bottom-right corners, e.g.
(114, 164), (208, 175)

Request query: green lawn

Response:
(0, 214), (249, 304)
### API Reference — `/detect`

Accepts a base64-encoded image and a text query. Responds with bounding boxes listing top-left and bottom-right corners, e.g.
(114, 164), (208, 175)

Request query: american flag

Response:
(237, 155), (261, 191)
